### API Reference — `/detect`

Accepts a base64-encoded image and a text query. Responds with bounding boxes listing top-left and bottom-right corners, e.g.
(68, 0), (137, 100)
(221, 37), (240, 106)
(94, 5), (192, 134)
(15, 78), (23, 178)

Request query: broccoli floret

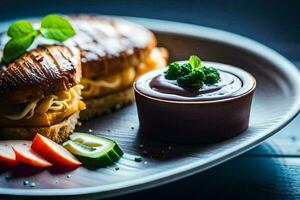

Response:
(180, 63), (192, 76)
(164, 62), (181, 80)
(202, 67), (220, 85)
(164, 55), (220, 90)
(177, 70), (204, 89)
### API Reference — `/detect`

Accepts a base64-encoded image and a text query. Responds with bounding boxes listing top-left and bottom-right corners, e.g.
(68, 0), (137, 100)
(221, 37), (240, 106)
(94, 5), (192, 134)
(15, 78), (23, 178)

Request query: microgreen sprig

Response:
(2, 14), (75, 64)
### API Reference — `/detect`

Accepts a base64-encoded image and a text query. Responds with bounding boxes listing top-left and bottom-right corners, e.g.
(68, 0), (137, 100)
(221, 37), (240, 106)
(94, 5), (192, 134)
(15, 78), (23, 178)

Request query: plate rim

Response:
(0, 15), (300, 198)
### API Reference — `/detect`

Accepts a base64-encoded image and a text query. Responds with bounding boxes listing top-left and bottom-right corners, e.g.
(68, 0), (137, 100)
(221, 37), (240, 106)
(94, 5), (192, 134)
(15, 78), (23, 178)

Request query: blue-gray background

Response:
(0, 0), (299, 199)
(1, 0), (299, 61)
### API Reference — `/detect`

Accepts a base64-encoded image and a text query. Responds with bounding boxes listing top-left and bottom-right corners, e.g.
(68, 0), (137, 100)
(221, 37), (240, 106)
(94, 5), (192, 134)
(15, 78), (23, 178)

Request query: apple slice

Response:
(31, 134), (81, 167)
(13, 142), (52, 168)
(0, 140), (30, 166)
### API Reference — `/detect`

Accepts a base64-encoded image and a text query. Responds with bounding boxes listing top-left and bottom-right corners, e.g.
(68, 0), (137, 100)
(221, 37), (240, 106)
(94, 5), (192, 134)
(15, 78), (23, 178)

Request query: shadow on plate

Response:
(7, 164), (44, 178)
(111, 143), (293, 200)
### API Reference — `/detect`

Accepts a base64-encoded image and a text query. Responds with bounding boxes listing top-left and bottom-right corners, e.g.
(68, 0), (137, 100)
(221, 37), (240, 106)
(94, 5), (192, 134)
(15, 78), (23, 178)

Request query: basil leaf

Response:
(2, 33), (36, 63)
(7, 20), (35, 38)
(189, 55), (201, 70)
(40, 14), (75, 42)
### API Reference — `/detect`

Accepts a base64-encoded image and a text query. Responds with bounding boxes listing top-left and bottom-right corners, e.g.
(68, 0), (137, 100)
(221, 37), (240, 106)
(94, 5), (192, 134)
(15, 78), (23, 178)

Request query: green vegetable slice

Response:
(63, 132), (123, 166)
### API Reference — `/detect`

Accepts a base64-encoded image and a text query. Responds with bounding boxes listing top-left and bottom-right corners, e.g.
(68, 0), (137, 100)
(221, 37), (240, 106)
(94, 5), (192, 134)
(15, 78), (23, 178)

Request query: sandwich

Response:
(65, 15), (168, 119)
(0, 45), (85, 143)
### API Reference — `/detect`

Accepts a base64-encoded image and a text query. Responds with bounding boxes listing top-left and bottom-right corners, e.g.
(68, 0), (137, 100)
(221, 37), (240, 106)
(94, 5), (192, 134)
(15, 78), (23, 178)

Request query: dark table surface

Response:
(0, 0), (299, 199)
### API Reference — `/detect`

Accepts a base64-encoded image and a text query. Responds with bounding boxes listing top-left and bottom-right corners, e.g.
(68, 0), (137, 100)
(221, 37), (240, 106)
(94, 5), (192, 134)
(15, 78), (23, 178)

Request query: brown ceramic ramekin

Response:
(134, 62), (256, 143)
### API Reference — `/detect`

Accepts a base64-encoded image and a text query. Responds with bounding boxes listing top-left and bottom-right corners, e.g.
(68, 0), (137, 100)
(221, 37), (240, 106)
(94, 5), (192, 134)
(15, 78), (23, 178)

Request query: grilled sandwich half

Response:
(66, 15), (168, 119)
(0, 15), (167, 125)
(0, 45), (85, 143)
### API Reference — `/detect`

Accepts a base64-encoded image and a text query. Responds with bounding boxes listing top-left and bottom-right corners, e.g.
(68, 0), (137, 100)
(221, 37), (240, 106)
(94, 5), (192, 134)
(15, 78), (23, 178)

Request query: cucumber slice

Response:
(63, 132), (123, 166)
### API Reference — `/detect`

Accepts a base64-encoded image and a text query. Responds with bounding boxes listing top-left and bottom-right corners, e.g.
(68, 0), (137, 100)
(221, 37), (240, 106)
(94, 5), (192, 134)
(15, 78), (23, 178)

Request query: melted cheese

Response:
(81, 47), (168, 99)
(0, 85), (85, 126)
(3, 99), (40, 120)
(136, 47), (168, 76)
(81, 67), (135, 98)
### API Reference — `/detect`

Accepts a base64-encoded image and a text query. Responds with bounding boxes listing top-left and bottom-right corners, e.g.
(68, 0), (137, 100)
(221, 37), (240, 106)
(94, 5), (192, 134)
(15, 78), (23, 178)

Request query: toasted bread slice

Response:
(0, 112), (80, 144)
(80, 47), (168, 120)
(80, 87), (134, 120)
(66, 15), (157, 79)
(0, 45), (81, 104)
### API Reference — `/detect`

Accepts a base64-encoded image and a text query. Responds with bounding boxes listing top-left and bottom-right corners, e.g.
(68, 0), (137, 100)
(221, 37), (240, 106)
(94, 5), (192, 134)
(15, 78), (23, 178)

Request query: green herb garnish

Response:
(2, 14), (75, 64)
(134, 157), (143, 162)
(40, 15), (75, 42)
(164, 55), (220, 89)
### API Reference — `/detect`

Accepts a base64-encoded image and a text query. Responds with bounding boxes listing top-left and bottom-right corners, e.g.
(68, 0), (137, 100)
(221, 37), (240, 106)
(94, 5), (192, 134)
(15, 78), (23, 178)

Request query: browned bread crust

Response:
(0, 45), (81, 104)
(66, 15), (157, 79)
(0, 112), (80, 144)
(80, 87), (134, 120)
